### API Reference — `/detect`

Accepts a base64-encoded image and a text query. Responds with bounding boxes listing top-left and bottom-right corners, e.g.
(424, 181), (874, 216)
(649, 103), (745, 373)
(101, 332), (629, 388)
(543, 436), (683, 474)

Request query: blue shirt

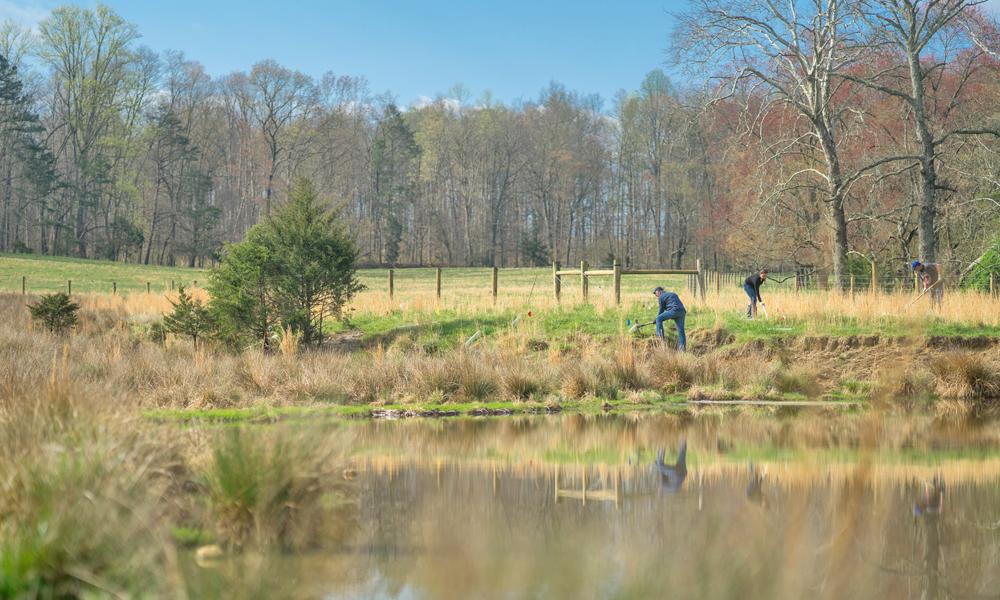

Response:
(658, 292), (685, 315)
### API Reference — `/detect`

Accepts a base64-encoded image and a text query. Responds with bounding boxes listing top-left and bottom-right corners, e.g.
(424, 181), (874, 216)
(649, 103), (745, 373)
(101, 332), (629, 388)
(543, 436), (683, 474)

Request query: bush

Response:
(28, 293), (79, 334)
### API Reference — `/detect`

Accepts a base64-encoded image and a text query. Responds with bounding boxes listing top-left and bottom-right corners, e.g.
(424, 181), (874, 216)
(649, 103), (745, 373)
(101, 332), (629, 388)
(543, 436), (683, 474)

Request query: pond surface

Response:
(198, 414), (1000, 599)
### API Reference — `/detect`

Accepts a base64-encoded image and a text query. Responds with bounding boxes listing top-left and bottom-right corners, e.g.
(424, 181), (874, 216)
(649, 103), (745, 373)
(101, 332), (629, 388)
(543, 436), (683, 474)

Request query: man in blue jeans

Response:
(653, 286), (686, 351)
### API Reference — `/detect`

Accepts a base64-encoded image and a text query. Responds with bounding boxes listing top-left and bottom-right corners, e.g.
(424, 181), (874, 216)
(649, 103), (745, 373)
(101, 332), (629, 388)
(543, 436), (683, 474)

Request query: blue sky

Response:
(1, 0), (688, 109)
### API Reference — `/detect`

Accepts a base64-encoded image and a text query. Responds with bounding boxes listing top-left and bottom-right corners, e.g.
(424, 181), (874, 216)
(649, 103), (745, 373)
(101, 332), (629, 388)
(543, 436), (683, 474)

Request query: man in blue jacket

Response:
(653, 286), (686, 351)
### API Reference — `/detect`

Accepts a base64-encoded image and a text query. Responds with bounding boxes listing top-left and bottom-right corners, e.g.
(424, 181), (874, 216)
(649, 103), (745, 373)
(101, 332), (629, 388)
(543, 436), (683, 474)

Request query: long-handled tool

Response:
(628, 320), (655, 334)
(904, 279), (942, 309)
(759, 301), (769, 319)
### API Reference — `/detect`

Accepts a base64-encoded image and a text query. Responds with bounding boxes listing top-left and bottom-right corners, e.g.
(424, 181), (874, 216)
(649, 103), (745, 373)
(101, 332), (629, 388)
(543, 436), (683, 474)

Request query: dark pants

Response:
(743, 282), (758, 318)
(656, 310), (686, 351)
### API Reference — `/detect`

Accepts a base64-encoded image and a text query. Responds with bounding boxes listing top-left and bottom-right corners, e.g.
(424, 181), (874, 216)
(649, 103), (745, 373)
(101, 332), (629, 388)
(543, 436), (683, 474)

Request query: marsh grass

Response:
(201, 427), (354, 551)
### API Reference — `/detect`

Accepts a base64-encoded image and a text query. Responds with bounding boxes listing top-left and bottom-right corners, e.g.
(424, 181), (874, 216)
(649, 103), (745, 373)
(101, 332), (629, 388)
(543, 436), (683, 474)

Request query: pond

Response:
(189, 413), (1000, 599)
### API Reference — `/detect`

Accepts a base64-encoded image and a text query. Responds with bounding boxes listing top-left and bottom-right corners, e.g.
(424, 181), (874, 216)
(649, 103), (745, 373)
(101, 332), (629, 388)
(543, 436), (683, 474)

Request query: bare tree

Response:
(848, 0), (1000, 263)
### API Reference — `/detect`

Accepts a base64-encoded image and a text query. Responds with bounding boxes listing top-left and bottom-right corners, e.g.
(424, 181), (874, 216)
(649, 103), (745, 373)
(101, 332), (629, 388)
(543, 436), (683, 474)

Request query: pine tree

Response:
(209, 177), (363, 349)
(28, 293), (80, 334)
(163, 286), (212, 348)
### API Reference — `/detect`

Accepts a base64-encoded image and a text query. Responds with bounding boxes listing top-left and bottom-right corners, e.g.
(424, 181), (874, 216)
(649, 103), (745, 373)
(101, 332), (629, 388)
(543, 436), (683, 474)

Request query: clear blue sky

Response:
(3, 0), (685, 109)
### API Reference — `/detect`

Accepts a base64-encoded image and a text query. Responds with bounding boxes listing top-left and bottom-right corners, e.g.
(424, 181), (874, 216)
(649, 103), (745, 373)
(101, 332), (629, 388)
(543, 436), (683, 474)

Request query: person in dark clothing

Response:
(656, 440), (688, 495)
(743, 269), (768, 318)
(653, 286), (686, 351)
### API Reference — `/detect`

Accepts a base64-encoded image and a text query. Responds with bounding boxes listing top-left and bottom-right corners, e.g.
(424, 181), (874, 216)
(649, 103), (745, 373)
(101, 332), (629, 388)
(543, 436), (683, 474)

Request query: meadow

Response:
(4, 254), (1000, 597)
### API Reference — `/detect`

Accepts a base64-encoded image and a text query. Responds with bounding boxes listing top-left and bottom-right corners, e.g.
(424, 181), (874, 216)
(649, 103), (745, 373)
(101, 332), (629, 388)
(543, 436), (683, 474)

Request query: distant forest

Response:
(1, 3), (999, 287)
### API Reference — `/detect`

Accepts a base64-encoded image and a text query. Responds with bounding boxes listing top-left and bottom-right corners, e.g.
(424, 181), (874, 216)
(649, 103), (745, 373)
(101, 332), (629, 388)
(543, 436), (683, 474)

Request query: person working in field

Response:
(743, 269), (768, 318)
(911, 260), (943, 308)
(653, 286), (686, 351)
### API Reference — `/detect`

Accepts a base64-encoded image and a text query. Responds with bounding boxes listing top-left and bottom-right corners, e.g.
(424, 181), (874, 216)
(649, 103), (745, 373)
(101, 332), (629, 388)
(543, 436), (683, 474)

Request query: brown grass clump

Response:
(930, 352), (1000, 400)
(770, 365), (823, 398)
(499, 362), (548, 401)
(873, 367), (935, 404)
(648, 350), (697, 392)
(607, 340), (648, 391)
(560, 364), (595, 399)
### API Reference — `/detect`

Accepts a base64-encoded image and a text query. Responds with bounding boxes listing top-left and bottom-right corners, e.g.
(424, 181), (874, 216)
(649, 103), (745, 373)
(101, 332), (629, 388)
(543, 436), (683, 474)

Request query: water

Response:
(194, 414), (1000, 599)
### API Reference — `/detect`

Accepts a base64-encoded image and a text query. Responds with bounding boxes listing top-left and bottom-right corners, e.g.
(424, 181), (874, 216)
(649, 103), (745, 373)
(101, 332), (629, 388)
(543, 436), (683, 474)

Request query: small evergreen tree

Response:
(29, 293), (80, 334)
(209, 177), (363, 349)
(163, 287), (212, 348)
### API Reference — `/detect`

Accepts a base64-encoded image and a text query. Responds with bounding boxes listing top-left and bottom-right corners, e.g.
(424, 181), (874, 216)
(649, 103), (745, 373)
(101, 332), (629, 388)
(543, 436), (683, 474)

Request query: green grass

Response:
(144, 394), (698, 424)
(0, 252), (206, 294)
(0, 253), (696, 297)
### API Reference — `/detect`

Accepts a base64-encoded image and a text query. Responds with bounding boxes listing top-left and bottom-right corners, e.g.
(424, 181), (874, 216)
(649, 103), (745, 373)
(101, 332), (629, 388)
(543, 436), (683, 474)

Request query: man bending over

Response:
(653, 286), (686, 351)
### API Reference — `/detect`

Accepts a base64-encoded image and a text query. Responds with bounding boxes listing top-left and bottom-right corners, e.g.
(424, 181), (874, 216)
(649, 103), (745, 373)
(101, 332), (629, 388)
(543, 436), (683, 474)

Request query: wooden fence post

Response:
(67, 280), (71, 295)
(146, 281), (151, 294)
(492, 266), (498, 303)
(113, 282), (117, 295)
(696, 259), (706, 302)
(553, 261), (561, 302)
(580, 261), (588, 302)
(436, 268), (442, 300)
(388, 269), (394, 299)
(21, 275), (25, 295)
(613, 259), (621, 306)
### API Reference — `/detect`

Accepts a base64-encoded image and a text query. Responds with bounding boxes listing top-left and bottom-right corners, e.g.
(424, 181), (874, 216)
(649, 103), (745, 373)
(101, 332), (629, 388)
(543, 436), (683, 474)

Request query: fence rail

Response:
(6, 265), (998, 302)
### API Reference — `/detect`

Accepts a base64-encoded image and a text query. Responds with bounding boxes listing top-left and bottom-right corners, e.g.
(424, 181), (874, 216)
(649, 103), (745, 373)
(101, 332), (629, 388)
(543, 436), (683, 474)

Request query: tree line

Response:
(1, 3), (999, 287)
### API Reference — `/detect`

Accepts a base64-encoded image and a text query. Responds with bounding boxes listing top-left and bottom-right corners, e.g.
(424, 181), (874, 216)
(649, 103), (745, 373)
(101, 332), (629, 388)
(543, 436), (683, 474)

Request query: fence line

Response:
(6, 266), (998, 302)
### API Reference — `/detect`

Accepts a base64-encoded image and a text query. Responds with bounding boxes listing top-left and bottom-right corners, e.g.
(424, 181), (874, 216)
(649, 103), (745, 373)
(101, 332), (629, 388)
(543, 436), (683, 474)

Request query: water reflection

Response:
(655, 439), (687, 494)
(194, 415), (1000, 599)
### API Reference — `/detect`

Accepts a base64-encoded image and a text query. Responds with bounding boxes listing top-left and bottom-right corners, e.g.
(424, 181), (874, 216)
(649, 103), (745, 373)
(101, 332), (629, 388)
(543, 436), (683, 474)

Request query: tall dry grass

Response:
(4, 292), (1000, 412)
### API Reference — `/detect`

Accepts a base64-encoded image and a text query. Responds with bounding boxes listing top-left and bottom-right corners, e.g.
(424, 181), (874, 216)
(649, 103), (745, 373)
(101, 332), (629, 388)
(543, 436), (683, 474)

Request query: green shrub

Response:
(164, 286), (213, 348)
(28, 293), (79, 334)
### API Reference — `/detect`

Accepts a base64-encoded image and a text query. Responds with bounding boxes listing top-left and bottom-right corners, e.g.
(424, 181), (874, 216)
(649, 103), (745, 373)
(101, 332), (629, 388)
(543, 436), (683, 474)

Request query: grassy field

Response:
(5, 252), (1000, 346)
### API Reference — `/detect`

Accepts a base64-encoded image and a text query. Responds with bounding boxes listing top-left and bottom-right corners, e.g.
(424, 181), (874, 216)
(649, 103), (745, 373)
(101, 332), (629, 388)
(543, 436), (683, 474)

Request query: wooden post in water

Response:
(613, 259), (621, 306)
(580, 261), (588, 302)
(388, 269), (394, 299)
(491, 266), (498, 303)
(436, 268), (442, 300)
(553, 261), (561, 302)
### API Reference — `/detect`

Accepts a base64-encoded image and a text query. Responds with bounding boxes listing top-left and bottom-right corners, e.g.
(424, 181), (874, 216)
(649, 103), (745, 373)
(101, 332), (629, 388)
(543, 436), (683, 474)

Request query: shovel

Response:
(628, 321), (655, 334)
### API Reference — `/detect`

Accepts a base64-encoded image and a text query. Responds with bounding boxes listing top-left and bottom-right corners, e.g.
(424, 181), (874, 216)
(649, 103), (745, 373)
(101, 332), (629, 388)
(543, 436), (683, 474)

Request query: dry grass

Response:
(930, 352), (1000, 401)
(29, 274), (1000, 339)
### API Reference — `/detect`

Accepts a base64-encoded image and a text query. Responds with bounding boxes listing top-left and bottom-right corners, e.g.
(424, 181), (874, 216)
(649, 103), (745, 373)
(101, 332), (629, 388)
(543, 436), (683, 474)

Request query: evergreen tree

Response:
(209, 177), (363, 349)
(163, 286), (212, 348)
(28, 293), (79, 334)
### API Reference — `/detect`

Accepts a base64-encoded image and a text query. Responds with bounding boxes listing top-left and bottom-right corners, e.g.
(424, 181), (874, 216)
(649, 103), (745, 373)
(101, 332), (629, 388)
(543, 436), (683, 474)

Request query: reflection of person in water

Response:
(656, 440), (687, 494)
(913, 475), (944, 600)
(745, 463), (767, 508)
